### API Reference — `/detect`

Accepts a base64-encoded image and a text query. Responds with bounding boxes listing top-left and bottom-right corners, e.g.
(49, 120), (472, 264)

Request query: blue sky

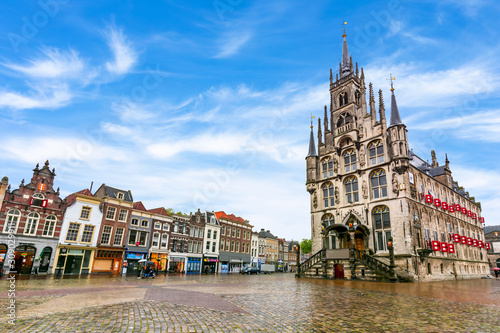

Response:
(0, 0), (499, 240)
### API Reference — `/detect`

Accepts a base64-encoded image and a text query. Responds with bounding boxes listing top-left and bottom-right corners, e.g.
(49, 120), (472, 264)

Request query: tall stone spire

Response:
(388, 79), (403, 128)
(307, 121), (318, 157)
(318, 118), (323, 145)
(341, 26), (350, 76)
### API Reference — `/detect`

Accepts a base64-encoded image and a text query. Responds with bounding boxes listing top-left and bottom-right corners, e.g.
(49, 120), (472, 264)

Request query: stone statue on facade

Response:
(335, 186), (340, 204)
(362, 180), (368, 199)
(359, 144), (366, 167)
(392, 173), (399, 196)
(313, 193), (318, 209)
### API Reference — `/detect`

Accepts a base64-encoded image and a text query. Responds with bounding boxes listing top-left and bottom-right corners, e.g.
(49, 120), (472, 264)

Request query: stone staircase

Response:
(297, 248), (413, 282)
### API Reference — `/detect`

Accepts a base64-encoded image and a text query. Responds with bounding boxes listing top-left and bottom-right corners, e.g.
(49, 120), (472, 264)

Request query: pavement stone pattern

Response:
(0, 274), (499, 332)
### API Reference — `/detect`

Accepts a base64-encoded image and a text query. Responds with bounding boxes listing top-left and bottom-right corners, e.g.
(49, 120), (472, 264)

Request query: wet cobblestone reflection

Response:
(1, 274), (499, 332)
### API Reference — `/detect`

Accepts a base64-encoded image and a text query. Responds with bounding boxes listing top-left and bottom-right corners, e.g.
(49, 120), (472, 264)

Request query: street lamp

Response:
(387, 237), (397, 281)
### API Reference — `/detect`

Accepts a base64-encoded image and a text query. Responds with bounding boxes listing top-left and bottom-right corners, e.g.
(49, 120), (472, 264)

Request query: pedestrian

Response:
(495, 270), (499, 279)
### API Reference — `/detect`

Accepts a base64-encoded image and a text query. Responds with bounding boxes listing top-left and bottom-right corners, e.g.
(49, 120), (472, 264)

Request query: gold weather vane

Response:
(342, 20), (348, 37)
(311, 114), (315, 128)
(387, 74), (396, 91)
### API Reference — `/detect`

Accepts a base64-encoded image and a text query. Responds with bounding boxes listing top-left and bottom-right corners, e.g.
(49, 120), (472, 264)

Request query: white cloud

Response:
(104, 25), (137, 74)
(214, 31), (253, 58)
(411, 110), (500, 142)
(0, 137), (128, 165)
(0, 83), (72, 110)
(365, 62), (499, 108)
(387, 20), (436, 45)
(3, 48), (88, 80)
(147, 132), (250, 159)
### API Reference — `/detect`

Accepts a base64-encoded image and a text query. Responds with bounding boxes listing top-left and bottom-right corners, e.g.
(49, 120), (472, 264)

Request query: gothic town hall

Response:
(301, 31), (488, 282)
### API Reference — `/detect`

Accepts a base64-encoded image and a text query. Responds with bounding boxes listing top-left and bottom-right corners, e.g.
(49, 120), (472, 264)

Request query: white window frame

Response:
(42, 215), (57, 237)
(114, 227), (125, 245)
(118, 209), (128, 222)
(24, 212), (40, 235)
(105, 207), (116, 220)
(101, 225), (113, 245)
(3, 209), (21, 233)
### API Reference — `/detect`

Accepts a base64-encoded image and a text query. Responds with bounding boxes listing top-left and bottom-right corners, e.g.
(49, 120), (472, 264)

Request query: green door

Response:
(64, 255), (83, 275)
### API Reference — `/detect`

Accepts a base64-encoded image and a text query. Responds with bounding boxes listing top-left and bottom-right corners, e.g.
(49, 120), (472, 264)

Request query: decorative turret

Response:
(306, 120), (318, 193)
(317, 118), (323, 146)
(323, 105), (329, 133)
(386, 77), (409, 174)
(378, 89), (386, 129)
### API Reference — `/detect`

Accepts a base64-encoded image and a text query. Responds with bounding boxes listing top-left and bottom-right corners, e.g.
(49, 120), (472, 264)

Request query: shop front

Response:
(150, 252), (168, 272)
(168, 255), (186, 273)
(202, 256), (219, 274)
(0, 244), (6, 274)
(13, 245), (36, 274)
(218, 252), (251, 274)
(187, 256), (202, 274)
(53, 246), (95, 276)
(92, 248), (123, 274)
(123, 251), (147, 275)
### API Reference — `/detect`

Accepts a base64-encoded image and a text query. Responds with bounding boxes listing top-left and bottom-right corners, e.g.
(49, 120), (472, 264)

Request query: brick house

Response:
(0, 161), (66, 274)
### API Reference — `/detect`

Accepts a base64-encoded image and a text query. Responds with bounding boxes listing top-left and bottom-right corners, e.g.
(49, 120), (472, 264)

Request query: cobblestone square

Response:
(1, 274), (500, 332)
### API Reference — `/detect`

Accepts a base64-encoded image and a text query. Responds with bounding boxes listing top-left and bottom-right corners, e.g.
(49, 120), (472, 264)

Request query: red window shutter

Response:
(466, 237), (472, 246)
(455, 204), (461, 211)
(448, 243), (455, 253)
(485, 243), (491, 250)
(461, 236), (467, 244)
(473, 213), (477, 219)
(440, 242), (448, 252)
(461, 207), (467, 214)
(30, 197), (34, 205)
(449, 206), (455, 213)
(472, 239), (478, 247)
(425, 195), (433, 203)
(434, 199), (441, 207)
(478, 241), (484, 248)
(453, 234), (460, 243)
(42, 200), (48, 207)
(432, 241), (440, 251)
(442, 202), (448, 210)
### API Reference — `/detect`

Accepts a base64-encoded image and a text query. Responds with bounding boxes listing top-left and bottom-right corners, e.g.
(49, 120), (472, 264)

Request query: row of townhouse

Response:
(0, 161), (298, 276)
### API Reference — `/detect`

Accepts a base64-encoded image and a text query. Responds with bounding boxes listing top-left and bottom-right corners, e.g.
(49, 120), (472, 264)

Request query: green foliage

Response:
(300, 239), (312, 254)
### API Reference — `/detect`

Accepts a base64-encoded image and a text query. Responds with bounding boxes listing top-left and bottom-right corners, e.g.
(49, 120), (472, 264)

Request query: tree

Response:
(300, 239), (312, 254)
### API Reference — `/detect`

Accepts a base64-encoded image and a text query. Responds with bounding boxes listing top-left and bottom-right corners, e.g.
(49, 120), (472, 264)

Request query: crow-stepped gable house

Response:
(301, 29), (488, 282)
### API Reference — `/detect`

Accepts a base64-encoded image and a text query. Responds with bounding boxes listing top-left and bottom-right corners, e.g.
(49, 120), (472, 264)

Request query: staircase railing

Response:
(299, 249), (325, 273)
(353, 249), (412, 282)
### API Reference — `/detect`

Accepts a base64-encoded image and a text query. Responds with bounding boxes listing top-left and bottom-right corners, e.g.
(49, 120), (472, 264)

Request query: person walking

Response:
(495, 269), (499, 279)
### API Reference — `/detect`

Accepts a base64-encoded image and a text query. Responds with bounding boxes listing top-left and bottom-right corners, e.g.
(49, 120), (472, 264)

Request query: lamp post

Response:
(295, 244), (301, 278)
(387, 237), (397, 281)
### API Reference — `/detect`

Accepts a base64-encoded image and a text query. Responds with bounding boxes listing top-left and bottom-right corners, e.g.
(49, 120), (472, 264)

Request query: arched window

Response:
(337, 112), (353, 128)
(344, 149), (357, 172)
(24, 212), (40, 235)
(368, 140), (384, 165)
(338, 92), (348, 107)
(321, 157), (334, 179)
(42, 215), (57, 237)
(344, 176), (359, 203)
(373, 206), (391, 251)
(3, 209), (21, 233)
(322, 182), (334, 208)
(370, 169), (388, 199)
(322, 213), (335, 228)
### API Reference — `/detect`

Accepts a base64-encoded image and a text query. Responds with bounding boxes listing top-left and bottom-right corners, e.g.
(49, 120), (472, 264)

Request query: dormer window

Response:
(117, 192), (124, 200)
(30, 193), (47, 207)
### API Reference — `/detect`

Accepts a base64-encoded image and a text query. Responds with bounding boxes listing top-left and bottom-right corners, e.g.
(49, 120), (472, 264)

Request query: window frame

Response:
(343, 149), (357, 173)
(370, 169), (388, 199)
(66, 222), (81, 242)
(80, 225), (95, 244)
(80, 206), (92, 220)
(101, 225), (113, 245)
(117, 209), (128, 223)
(105, 207), (117, 220)
(369, 140), (385, 166)
(24, 212), (40, 235)
(3, 209), (21, 233)
(42, 215), (57, 237)
(344, 176), (359, 203)
(113, 227), (125, 245)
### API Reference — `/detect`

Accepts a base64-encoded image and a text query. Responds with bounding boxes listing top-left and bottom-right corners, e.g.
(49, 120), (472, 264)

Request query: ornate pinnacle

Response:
(369, 83), (374, 102)
(45, 160), (49, 166)
(379, 89), (385, 111)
